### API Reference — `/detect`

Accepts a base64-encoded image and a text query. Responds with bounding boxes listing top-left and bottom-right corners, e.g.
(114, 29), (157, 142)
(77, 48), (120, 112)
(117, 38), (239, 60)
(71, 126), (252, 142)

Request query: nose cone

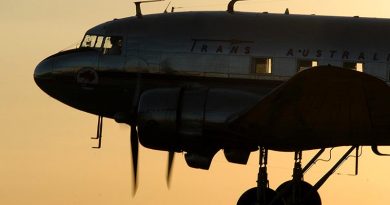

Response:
(34, 58), (53, 88)
(34, 58), (53, 79)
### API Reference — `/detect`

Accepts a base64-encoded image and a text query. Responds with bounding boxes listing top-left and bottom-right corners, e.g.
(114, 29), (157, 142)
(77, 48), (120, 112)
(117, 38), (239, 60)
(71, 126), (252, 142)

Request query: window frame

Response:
(79, 34), (124, 55)
(251, 57), (273, 75)
(297, 59), (318, 72)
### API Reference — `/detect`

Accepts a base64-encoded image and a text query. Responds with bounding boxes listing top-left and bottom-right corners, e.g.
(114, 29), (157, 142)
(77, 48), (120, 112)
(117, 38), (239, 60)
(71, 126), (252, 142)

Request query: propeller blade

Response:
(129, 74), (141, 195)
(130, 125), (139, 195)
(167, 151), (175, 187)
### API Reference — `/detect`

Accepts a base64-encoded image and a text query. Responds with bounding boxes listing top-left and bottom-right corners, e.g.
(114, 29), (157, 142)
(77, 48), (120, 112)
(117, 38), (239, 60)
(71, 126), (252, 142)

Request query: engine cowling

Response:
(137, 86), (260, 154)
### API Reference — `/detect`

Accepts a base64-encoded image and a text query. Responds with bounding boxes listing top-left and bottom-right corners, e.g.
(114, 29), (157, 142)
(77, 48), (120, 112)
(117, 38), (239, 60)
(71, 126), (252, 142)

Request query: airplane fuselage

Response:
(34, 11), (390, 152)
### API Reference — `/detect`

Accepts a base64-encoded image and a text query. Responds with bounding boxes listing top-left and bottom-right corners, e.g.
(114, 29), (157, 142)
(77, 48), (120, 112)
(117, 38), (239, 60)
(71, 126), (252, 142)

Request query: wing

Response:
(229, 66), (390, 150)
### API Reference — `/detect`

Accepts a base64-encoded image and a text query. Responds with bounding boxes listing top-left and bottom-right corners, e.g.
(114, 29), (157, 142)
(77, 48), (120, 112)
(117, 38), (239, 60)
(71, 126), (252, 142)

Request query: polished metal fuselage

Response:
(34, 11), (390, 151)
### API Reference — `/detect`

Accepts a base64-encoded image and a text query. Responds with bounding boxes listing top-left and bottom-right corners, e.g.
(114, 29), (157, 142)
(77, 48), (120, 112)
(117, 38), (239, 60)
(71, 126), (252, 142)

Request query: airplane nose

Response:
(34, 58), (53, 79)
(34, 58), (54, 89)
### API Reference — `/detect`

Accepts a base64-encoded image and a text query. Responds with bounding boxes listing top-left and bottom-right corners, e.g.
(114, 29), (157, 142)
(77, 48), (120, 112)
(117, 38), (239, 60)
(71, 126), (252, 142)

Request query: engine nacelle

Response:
(184, 151), (218, 170)
(137, 87), (182, 151)
(224, 149), (251, 165)
(137, 87), (260, 152)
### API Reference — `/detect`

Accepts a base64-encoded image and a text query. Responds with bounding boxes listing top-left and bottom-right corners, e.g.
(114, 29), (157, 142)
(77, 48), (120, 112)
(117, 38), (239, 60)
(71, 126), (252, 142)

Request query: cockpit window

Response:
(81, 35), (98, 48)
(103, 36), (122, 55)
(80, 35), (123, 55)
(95, 36), (104, 48)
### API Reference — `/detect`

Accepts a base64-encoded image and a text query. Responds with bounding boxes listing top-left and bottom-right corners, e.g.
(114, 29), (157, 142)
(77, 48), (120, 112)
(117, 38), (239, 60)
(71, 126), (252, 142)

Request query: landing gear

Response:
(275, 152), (321, 205)
(237, 146), (359, 205)
(276, 181), (321, 205)
(237, 187), (279, 205)
(237, 147), (282, 205)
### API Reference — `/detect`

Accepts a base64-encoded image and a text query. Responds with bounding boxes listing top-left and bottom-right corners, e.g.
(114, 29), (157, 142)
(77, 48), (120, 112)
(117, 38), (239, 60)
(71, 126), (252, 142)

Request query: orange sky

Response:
(2, 0), (390, 204)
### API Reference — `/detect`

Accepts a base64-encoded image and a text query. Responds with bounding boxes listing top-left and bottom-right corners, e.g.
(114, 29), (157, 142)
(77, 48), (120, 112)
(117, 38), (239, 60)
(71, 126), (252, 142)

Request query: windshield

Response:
(80, 34), (123, 55)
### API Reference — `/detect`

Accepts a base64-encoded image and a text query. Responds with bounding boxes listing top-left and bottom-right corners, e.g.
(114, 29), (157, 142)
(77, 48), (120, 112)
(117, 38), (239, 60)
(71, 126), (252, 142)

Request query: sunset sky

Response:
(2, 0), (390, 204)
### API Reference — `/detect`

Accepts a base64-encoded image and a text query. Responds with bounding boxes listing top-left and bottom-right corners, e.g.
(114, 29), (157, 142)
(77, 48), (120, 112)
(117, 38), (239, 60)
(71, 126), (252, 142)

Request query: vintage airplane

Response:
(33, 0), (390, 204)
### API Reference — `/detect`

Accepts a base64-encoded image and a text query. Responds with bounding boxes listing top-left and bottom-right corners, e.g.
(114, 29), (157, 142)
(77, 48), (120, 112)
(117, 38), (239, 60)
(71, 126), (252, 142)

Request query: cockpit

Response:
(80, 34), (123, 55)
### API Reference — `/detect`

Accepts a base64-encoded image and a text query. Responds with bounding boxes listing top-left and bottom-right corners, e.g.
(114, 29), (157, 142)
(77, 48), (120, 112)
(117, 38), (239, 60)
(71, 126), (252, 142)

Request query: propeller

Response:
(130, 124), (139, 195)
(130, 73), (141, 195)
(166, 151), (175, 187)
(130, 125), (176, 193)
(128, 73), (176, 193)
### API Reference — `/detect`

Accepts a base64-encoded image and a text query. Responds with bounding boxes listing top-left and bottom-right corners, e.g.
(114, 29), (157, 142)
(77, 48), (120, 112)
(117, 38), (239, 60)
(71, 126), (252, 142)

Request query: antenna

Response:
(164, 1), (171, 13)
(134, 0), (165, 18)
(227, 0), (246, 14)
(171, 6), (183, 13)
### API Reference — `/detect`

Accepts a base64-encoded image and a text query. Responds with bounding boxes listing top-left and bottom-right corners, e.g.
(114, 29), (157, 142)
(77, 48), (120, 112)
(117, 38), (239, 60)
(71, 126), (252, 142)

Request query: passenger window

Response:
(356, 63), (364, 72)
(103, 36), (123, 55)
(297, 60), (318, 72)
(343, 62), (364, 72)
(253, 58), (272, 74)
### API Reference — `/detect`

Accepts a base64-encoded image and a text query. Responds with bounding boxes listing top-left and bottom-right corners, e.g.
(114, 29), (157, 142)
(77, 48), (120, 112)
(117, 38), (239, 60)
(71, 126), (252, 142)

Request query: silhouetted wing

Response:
(229, 66), (390, 149)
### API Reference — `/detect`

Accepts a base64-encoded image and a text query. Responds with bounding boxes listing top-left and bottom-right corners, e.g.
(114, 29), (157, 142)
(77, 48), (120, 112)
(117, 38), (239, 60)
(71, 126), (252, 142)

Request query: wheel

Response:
(237, 187), (283, 205)
(276, 180), (321, 205)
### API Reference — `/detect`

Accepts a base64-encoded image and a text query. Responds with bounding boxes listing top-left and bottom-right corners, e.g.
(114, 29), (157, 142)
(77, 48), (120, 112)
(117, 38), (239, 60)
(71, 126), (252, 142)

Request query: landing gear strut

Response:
(237, 146), (358, 205)
(237, 147), (282, 205)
